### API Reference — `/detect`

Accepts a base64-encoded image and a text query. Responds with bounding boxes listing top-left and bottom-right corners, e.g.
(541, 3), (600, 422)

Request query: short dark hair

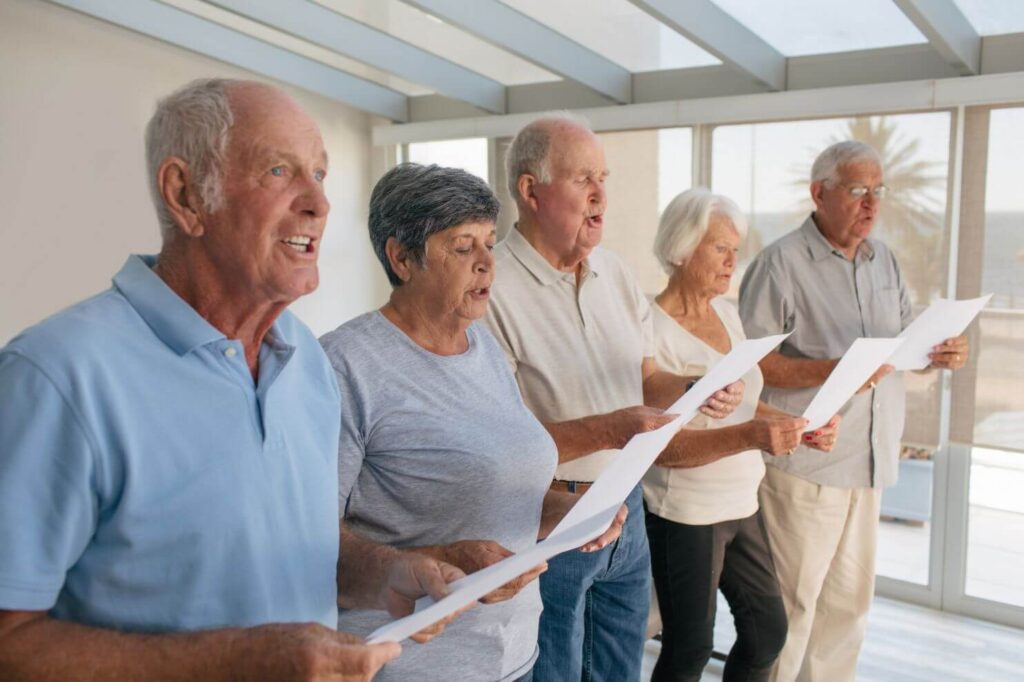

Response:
(369, 163), (500, 287)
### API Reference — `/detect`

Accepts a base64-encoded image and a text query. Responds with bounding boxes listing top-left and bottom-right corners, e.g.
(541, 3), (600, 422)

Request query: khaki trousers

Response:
(758, 466), (882, 682)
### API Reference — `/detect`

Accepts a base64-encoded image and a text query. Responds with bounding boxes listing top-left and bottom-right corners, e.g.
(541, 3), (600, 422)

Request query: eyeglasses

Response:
(838, 183), (889, 200)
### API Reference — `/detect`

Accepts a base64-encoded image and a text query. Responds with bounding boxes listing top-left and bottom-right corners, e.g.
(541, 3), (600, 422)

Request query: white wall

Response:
(0, 0), (391, 344)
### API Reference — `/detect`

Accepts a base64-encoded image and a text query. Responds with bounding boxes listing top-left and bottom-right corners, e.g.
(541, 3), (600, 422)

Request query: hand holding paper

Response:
(888, 295), (990, 370)
(801, 337), (905, 431)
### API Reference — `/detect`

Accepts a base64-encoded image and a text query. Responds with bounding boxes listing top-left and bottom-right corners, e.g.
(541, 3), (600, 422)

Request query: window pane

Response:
(711, 0), (926, 56)
(600, 128), (692, 295)
(964, 107), (1024, 609)
(407, 138), (489, 182)
(712, 113), (953, 586)
(500, 0), (718, 71)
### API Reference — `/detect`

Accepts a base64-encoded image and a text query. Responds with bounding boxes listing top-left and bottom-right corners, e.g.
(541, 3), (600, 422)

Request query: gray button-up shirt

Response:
(738, 215), (912, 489)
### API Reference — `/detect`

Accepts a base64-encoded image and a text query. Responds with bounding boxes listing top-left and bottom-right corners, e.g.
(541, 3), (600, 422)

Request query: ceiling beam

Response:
(207, 0), (505, 113)
(47, 0), (409, 121)
(374, 70), (1024, 145)
(628, 0), (786, 91)
(894, 0), (981, 75)
(400, 0), (632, 104)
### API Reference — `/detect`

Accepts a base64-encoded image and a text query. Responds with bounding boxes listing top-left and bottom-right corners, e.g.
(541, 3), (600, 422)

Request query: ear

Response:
(809, 180), (826, 209)
(384, 237), (416, 284)
(157, 157), (206, 238)
(516, 173), (541, 212)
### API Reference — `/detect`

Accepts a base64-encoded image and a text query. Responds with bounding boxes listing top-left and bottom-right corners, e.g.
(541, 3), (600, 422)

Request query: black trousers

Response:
(646, 509), (788, 682)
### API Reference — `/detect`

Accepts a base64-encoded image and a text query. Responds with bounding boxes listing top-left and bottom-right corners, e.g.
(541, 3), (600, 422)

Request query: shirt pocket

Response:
(871, 287), (903, 337)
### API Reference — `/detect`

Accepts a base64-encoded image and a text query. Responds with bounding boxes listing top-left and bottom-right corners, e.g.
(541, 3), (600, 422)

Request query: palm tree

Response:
(788, 117), (946, 304)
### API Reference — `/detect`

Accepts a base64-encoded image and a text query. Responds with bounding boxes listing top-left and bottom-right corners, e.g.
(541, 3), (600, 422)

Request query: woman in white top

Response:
(643, 188), (841, 682)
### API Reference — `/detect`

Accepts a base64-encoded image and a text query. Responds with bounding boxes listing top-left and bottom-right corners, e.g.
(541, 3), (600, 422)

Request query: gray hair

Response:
(369, 163), (500, 287)
(505, 111), (592, 200)
(145, 78), (239, 241)
(653, 188), (748, 276)
(811, 140), (882, 185)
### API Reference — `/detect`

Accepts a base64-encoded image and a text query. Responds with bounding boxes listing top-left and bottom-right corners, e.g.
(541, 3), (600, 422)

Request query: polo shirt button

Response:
(224, 347), (237, 358)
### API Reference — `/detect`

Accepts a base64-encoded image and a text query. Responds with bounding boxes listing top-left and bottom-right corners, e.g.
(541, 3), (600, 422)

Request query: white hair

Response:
(811, 140), (882, 185)
(145, 78), (240, 241)
(505, 111), (592, 200)
(653, 188), (748, 276)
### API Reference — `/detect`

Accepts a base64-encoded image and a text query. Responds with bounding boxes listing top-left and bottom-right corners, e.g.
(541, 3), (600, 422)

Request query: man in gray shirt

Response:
(739, 141), (970, 681)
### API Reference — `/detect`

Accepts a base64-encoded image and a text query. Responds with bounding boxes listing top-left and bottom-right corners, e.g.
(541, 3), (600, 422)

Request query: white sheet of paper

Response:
(887, 294), (991, 370)
(365, 333), (788, 644)
(801, 337), (905, 430)
(548, 332), (790, 537)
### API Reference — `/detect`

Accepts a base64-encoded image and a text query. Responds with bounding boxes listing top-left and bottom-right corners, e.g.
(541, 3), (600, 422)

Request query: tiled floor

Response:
(642, 594), (1024, 681)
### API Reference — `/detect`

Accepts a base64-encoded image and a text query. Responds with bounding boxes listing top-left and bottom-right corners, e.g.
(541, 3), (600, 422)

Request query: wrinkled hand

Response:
(700, 380), (745, 419)
(609, 405), (677, 449)
(802, 414), (842, 452)
(928, 335), (969, 370)
(433, 540), (546, 605)
(579, 504), (628, 553)
(382, 551), (468, 643)
(234, 622), (400, 681)
(749, 414), (807, 455)
(857, 364), (894, 394)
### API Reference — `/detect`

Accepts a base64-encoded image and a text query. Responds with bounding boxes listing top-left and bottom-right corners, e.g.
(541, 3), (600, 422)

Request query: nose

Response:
(296, 174), (330, 219)
(475, 246), (494, 273)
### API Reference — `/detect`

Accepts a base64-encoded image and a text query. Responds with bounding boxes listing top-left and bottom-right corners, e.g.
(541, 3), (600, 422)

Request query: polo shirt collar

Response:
(503, 225), (598, 286)
(113, 255), (226, 356)
(802, 214), (876, 263)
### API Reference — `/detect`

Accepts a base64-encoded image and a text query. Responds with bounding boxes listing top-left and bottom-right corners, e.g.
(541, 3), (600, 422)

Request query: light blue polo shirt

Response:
(0, 255), (341, 631)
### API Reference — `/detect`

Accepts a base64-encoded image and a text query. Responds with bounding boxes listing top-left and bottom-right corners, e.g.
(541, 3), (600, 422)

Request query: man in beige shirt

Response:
(483, 115), (744, 681)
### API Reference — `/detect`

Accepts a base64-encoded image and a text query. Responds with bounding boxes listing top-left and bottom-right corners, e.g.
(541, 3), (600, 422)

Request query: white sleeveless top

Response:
(642, 297), (766, 525)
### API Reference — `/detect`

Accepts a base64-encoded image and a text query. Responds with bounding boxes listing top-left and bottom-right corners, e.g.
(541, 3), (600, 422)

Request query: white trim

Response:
(207, 0), (506, 113)
(49, 0), (409, 121)
(400, 0), (631, 104)
(629, 0), (786, 91)
(894, 0), (981, 76)
(372, 71), (1024, 145)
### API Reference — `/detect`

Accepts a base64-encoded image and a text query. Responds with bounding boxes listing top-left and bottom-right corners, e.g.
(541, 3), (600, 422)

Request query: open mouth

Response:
(586, 214), (603, 228)
(469, 286), (490, 299)
(281, 235), (315, 254)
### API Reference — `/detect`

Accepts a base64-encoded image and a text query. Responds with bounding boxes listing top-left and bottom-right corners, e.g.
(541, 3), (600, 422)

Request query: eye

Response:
(270, 166), (285, 177)
(314, 169), (326, 182)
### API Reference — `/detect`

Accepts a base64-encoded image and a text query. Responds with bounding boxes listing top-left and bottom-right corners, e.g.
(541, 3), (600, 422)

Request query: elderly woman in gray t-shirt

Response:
(319, 163), (626, 682)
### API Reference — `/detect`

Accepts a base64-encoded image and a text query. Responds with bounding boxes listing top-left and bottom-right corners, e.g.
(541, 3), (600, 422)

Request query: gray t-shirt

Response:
(320, 311), (558, 682)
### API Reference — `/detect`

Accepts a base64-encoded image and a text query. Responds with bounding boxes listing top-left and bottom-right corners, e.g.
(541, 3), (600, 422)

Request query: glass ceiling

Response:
(501, 0), (720, 71)
(165, 0), (431, 96)
(955, 0), (1024, 36)
(711, 0), (927, 56)
(317, 0), (560, 86)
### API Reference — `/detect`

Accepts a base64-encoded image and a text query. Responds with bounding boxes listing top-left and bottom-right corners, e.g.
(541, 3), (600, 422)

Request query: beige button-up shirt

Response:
(738, 215), (913, 489)
(482, 227), (654, 482)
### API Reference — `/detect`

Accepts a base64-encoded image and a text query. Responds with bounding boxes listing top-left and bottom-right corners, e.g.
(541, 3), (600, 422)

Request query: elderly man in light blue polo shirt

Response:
(0, 79), (461, 680)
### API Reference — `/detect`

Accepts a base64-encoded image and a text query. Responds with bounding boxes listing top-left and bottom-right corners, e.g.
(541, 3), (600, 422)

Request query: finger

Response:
(333, 641), (402, 676)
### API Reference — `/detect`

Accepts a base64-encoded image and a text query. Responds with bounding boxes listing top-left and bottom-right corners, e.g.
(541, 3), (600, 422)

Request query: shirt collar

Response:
(503, 225), (598, 286)
(112, 254), (226, 356)
(802, 214), (875, 263)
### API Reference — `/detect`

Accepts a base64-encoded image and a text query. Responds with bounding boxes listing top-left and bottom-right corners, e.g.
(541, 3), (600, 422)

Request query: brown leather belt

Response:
(550, 479), (594, 495)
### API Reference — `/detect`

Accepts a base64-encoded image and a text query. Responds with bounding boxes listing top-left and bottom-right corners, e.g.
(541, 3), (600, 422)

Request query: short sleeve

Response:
(739, 253), (793, 339)
(481, 304), (519, 375)
(0, 352), (98, 610)
(634, 279), (655, 359)
(331, 360), (367, 514)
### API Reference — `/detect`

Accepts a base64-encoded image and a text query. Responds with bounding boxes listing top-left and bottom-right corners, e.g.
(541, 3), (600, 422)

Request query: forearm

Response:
(759, 352), (837, 389)
(642, 371), (697, 410)
(337, 523), (400, 610)
(755, 401), (788, 418)
(655, 423), (755, 468)
(537, 490), (578, 539)
(0, 612), (243, 680)
(543, 414), (621, 464)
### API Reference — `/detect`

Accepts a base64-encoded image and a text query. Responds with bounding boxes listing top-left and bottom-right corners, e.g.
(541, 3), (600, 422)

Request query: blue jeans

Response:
(534, 485), (651, 681)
